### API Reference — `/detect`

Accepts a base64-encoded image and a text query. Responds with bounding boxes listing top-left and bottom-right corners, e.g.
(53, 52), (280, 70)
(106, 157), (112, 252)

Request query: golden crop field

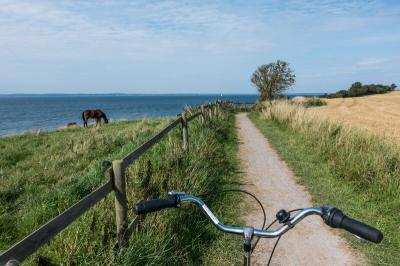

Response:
(309, 91), (400, 144)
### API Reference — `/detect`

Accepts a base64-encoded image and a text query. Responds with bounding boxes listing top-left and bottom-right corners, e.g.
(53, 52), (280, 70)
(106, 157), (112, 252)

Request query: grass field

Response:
(311, 91), (400, 144)
(250, 101), (400, 265)
(0, 114), (243, 265)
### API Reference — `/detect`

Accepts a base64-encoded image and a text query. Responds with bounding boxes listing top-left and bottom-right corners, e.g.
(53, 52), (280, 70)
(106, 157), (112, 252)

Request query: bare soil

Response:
(236, 113), (366, 266)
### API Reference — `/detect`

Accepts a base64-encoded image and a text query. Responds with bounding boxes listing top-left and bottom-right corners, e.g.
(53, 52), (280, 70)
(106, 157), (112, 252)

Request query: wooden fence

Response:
(0, 101), (223, 266)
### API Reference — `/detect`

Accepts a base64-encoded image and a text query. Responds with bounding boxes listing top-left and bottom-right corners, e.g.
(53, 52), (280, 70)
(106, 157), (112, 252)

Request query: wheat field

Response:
(308, 91), (400, 144)
(254, 99), (400, 265)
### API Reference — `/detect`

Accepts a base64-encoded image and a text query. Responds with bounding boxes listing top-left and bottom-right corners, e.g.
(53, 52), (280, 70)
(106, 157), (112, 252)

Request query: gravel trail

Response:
(236, 113), (366, 266)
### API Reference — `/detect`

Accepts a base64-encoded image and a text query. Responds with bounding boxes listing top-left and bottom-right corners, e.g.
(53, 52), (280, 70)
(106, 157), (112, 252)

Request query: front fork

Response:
(243, 227), (254, 266)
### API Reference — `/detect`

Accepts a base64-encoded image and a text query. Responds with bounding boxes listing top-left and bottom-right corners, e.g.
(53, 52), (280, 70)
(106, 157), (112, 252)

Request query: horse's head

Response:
(102, 112), (109, 124)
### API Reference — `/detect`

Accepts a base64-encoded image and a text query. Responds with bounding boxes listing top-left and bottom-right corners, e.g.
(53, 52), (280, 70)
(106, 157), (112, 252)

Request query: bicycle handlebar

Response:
(322, 206), (383, 243)
(134, 196), (180, 215)
(133, 192), (383, 243)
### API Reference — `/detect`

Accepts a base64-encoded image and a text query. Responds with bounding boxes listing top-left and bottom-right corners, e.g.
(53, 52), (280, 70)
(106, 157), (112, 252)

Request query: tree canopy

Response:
(324, 82), (397, 98)
(251, 60), (295, 102)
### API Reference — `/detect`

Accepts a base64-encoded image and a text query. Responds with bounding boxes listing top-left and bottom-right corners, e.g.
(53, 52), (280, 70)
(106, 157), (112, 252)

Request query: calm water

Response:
(0, 94), (258, 136)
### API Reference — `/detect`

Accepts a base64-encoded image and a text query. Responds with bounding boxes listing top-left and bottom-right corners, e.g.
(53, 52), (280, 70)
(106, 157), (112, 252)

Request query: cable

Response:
(267, 235), (281, 266)
(251, 217), (277, 252)
(195, 190), (305, 266)
(196, 189), (267, 232)
(263, 208), (303, 266)
(253, 208), (303, 251)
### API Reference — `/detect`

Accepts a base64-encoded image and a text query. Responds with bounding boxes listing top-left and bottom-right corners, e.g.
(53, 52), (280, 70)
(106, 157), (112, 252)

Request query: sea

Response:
(0, 93), (322, 136)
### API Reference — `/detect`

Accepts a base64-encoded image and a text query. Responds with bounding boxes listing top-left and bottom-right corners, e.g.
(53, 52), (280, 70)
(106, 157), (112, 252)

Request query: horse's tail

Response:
(82, 111), (85, 122)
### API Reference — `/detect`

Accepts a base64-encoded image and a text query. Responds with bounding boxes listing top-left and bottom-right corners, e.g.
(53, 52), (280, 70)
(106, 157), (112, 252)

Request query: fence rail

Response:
(122, 117), (183, 166)
(0, 102), (224, 265)
(186, 111), (202, 123)
(0, 179), (113, 264)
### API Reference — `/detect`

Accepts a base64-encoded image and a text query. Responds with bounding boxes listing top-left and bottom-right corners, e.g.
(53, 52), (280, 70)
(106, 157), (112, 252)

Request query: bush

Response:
(324, 82), (396, 98)
(302, 97), (327, 107)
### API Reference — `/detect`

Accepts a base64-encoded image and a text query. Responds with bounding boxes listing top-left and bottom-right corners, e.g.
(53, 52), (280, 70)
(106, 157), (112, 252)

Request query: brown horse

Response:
(82, 109), (109, 127)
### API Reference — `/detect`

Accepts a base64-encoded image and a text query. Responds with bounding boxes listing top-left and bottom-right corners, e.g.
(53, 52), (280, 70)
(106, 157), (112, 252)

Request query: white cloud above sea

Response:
(0, 0), (399, 93)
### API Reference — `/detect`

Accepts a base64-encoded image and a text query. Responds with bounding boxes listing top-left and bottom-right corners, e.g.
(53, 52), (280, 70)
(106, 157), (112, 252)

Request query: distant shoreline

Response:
(0, 92), (323, 97)
(0, 93), (325, 136)
(1, 93), (257, 96)
(0, 94), (258, 136)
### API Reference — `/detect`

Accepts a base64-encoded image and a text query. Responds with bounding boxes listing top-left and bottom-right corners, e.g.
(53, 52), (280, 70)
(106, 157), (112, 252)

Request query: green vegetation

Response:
(0, 113), (243, 265)
(251, 60), (295, 102)
(249, 102), (400, 265)
(301, 97), (327, 107)
(324, 81), (396, 98)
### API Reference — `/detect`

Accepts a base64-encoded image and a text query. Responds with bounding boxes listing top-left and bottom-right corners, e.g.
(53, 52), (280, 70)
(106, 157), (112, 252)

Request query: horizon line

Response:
(0, 92), (325, 96)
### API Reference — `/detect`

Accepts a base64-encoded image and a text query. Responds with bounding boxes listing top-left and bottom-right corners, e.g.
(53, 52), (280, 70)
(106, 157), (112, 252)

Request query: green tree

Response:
(350, 81), (362, 91)
(350, 82), (362, 90)
(251, 60), (295, 102)
(349, 82), (365, 96)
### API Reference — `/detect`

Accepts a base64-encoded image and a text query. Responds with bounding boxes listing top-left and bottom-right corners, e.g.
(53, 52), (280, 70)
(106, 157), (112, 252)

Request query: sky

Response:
(0, 0), (399, 94)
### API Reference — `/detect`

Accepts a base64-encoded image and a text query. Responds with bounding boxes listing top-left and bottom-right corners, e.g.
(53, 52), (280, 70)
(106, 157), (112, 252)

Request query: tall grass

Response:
(0, 113), (242, 265)
(251, 101), (400, 265)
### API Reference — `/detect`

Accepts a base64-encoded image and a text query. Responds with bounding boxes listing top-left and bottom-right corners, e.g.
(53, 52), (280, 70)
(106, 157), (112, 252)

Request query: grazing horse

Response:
(82, 109), (109, 127)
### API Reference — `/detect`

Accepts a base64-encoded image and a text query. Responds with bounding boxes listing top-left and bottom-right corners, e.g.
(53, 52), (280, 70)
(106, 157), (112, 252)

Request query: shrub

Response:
(302, 97), (327, 107)
(325, 82), (396, 98)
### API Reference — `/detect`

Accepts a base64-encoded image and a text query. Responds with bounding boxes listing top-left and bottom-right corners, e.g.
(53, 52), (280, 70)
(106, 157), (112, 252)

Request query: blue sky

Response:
(0, 0), (399, 94)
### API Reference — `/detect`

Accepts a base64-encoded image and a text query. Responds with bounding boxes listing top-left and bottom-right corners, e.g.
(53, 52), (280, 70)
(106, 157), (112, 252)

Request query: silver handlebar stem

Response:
(179, 194), (323, 238)
(253, 208), (323, 237)
(180, 195), (245, 235)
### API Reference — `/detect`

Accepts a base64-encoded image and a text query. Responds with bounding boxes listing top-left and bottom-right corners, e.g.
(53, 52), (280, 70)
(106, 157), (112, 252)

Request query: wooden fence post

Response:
(181, 112), (189, 151)
(217, 100), (222, 116)
(112, 160), (128, 245)
(201, 105), (206, 124)
(208, 104), (213, 120)
(216, 100), (222, 117)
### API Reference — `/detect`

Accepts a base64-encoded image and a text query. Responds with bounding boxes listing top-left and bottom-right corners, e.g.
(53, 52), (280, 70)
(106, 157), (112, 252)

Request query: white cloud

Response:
(0, 0), (274, 63)
(356, 58), (389, 67)
(0, 0), (399, 93)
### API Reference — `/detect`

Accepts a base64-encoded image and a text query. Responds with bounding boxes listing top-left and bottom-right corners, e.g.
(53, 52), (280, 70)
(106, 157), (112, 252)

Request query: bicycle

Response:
(133, 191), (383, 266)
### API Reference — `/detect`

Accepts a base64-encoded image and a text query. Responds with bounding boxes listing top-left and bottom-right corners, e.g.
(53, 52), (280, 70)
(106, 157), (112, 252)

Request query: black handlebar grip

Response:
(322, 206), (383, 244)
(134, 196), (179, 215)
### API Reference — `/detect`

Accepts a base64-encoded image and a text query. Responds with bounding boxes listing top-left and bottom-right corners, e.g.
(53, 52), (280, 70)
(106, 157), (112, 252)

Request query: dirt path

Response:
(236, 113), (366, 266)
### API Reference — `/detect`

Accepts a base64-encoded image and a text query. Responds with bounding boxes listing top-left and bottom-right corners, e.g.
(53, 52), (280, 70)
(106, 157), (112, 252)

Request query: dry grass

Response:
(309, 91), (400, 144)
(253, 100), (400, 265)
